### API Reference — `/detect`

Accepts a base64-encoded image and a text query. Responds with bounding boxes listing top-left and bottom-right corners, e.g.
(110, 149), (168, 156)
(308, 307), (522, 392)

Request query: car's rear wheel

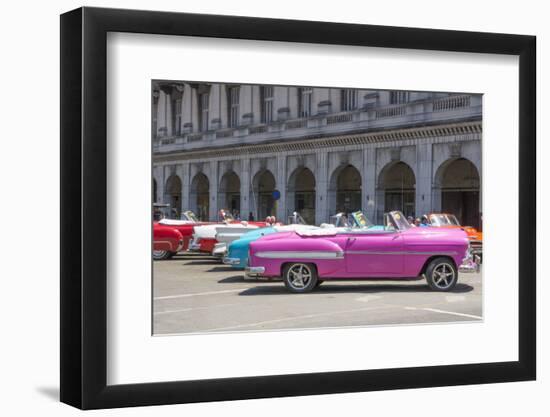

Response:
(283, 263), (318, 293)
(153, 250), (170, 260)
(425, 257), (458, 291)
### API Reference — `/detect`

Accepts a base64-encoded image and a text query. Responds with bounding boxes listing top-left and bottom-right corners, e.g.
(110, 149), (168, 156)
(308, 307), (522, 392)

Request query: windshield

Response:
(153, 204), (176, 220)
(329, 211), (375, 229)
(181, 210), (199, 222)
(219, 209), (235, 222)
(386, 211), (412, 231)
(288, 212), (307, 225)
(429, 213), (460, 226)
(329, 213), (350, 228)
(350, 211), (374, 228)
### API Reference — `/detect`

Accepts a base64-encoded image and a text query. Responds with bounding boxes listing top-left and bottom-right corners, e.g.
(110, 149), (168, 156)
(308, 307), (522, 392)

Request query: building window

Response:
(228, 86), (240, 128)
(198, 92), (209, 132)
(341, 89), (358, 111)
(390, 91), (409, 104)
(298, 87), (313, 118)
(260, 86), (274, 123)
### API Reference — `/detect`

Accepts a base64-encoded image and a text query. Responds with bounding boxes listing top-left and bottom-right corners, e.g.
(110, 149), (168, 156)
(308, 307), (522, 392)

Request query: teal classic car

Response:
(223, 211), (382, 269)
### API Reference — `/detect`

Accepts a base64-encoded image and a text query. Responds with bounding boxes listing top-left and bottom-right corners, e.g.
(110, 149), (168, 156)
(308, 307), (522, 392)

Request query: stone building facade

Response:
(152, 82), (482, 228)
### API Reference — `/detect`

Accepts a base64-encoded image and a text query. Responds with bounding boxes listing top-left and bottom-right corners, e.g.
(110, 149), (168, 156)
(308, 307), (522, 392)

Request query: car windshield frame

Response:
(182, 210), (199, 222)
(387, 211), (412, 231)
(219, 209), (235, 222)
(429, 213), (460, 226)
(288, 212), (307, 225)
(350, 211), (374, 229)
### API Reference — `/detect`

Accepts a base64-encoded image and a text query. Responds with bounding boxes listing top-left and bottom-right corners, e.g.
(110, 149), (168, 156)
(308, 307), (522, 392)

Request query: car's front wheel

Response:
(153, 250), (170, 260)
(425, 257), (458, 291)
(283, 263), (318, 293)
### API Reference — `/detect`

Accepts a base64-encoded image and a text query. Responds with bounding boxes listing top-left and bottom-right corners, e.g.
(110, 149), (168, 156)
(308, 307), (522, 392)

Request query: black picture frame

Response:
(60, 6), (536, 410)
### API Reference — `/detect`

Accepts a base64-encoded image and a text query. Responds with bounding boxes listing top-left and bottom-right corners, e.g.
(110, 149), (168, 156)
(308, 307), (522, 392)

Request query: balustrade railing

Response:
(155, 95), (477, 148)
(433, 95), (471, 112)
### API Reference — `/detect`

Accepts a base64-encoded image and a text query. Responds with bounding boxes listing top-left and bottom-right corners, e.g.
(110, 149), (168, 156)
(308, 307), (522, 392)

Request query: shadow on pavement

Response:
(181, 260), (220, 266)
(218, 275), (247, 283)
(238, 282), (474, 296)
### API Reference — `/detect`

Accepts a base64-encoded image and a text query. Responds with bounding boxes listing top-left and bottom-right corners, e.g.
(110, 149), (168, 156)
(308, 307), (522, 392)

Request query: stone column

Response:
(157, 165), (166, 204)
(415, 143), (433, 217)
(252, 86), (261, 124)
(154, 165), (165, 204)
(240, 85), (253, 125)
(191, 87), (199, 132)
(276, 155), (287, 221)
(219, 84), (228, 128)
(182, 84), (193, 133)
(288, 87), (299, 119)
(208, 161), (219, 221)
(240, 158), (251, 219)
(209, 84), (221, 130)
(156, 90), (171, 137)
(363, 147), (377, 221)
(315, 152), (329, 224)
(180, 162), (190, 212)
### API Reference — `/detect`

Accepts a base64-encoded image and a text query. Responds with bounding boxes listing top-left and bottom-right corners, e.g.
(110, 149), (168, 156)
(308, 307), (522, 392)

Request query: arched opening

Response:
(153, 178), (158, 203)
(379, 162), (416, 219)
(218, 171), (241, 218)
(436, 158), (480, 228)
(165, 175), (182, 217)
(329, 164), (362, 215)
(190, 173), (210, 221)
(251, 170), (276, 221)
(287, 167), (316, 224)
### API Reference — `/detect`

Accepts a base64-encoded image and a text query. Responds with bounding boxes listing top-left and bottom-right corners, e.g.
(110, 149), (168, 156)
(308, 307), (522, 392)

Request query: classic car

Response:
(221, 212), (319, 266)
(245, 211), (479, 293)
(153, 222), (184, 260)
(224, 211), (383, 269)
(190, 210), (277, 254)
(425, 213), (483, 259)
(154, 207), (208, 252)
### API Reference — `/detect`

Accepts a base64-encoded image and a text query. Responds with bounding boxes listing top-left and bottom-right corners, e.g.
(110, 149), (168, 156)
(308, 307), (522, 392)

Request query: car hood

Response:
(403, 226), (469, 242)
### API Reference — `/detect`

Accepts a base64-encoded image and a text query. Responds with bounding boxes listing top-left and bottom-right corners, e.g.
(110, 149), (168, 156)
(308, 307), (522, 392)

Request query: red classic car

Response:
(153, 222), (184, 260)
(153, 204), (209, 252)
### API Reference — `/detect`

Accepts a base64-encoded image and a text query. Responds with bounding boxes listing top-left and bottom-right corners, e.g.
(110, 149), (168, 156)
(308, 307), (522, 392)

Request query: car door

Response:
(345, 231), (404, 276)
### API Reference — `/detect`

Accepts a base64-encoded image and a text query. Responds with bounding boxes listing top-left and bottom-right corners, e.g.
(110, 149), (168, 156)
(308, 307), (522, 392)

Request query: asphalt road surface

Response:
(153, 253), (482, 335)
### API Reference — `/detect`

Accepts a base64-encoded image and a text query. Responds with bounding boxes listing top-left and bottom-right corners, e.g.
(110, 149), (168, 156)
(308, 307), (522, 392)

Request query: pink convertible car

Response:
(246, 211), (479, 293)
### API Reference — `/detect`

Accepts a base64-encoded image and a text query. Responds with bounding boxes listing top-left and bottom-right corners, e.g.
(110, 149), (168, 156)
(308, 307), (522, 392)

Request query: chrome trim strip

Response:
(245, 266), (265, 277)
(255, 251), (344, 259)
(223, 257), (241, 265)
(346, 250), (459, 256)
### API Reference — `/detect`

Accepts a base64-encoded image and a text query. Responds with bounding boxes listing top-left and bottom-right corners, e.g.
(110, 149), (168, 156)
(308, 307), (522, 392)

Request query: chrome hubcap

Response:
(432, 263), (455, 289)
(288, 264), (312, 289)
(153, 250), (167, 258)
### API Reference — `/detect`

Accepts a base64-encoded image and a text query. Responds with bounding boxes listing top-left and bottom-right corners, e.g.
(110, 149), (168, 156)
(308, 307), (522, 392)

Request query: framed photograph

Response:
(60, 6), (536, 409)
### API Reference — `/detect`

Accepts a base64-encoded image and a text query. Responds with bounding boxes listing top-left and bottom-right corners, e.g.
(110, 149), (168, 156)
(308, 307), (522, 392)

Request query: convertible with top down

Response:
(246, 211), (479, 293)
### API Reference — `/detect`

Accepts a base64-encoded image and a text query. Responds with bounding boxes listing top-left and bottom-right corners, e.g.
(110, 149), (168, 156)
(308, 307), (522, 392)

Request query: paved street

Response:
(153, 253), (482, 335)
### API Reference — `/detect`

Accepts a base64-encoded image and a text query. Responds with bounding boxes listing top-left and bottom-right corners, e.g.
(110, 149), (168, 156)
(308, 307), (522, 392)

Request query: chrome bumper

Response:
(188, 240), (201, 251)
(245, 266), (265, 277)
(223, 257), (241, 265)
(212, 243), (227, 257)
(459, 256), (480, 273)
